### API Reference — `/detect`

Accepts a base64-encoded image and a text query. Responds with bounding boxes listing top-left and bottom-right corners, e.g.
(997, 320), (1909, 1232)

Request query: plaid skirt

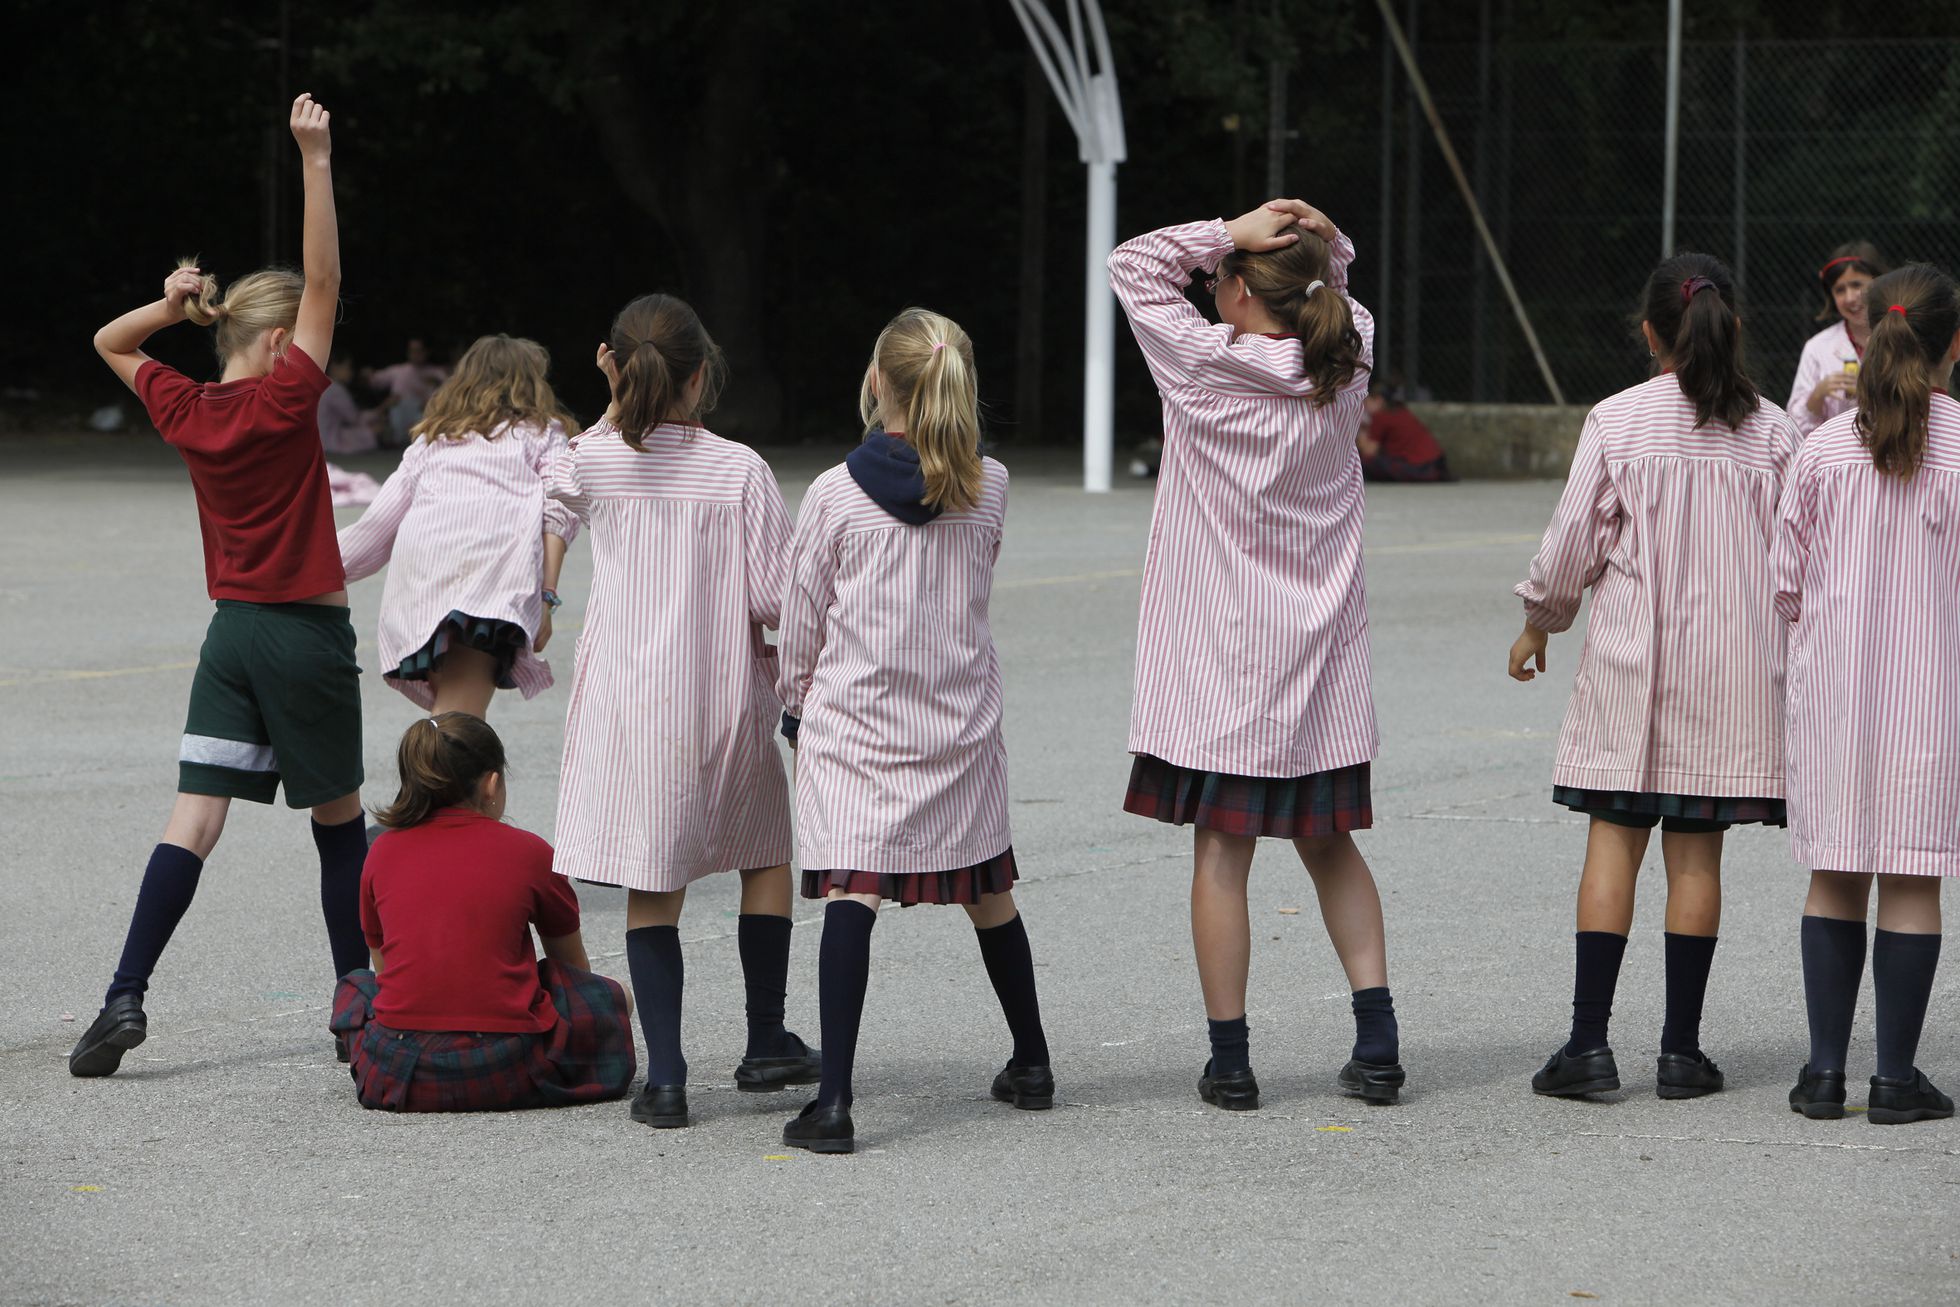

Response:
(389, 610), (526, 689)
(1124, 754), (1373, 839)
(801, 847), (1019, 906)
(330, 961), (635, 1113)
(1553, 786), (1787, 832)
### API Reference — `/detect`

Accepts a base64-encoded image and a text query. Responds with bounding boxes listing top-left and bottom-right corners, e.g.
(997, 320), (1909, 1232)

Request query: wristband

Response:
(541, 589), (563, 610)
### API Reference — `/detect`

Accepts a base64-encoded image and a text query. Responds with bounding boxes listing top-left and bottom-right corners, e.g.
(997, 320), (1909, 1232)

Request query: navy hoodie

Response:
(845, 431), (943, 526)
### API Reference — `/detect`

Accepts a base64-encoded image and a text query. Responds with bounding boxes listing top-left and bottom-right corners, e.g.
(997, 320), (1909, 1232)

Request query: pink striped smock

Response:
(1772, 396), (1960, 876)
(1109, 219), (1378, 779)
(338, 421), (579, 709)
(546, 421), (793, 892)
(777, 459), (1012, 874)
(1516, 374), (1799, 797)
(1785, 321), (1861, 441)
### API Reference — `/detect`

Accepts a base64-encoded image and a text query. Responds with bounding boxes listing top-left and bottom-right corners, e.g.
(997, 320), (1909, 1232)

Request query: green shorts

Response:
(178, 601), (364, 808)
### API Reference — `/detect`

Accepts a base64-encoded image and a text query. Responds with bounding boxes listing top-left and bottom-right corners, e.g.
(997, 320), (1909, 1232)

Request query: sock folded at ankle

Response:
(1872, 928), (1941, 1081)
(1659, 932), (1718, 1058)
(106, 843), (205, 1005)
(1565, 930), (1629, 1055)
(817, 900), (877, 1109)
(975, 914), (1051, 1068)
(312, 815), (372, 979)
(1800, 915), (1867, 1075)
(626, 925), (687, 1086)
(737, 913), (794, 1059)
(1207, 1015), (1251, 1076)
(1350, 986), (1399, 1065)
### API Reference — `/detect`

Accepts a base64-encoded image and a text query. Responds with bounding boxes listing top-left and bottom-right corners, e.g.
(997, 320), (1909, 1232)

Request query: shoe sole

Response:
(1532, 1075), (1620, 1097)
(734, 1065), (823, 1093)
(1200, 1090), (1260, 1111)
(991, 1088), (1054, 1111)
(783, 1133), (855, 1155)
(1656, 1082), (1721, 1100)
(68, 1022), (146, 1078)
(1866, 1106), (1955, 1125)
(1790, 1100), (1845, 1120)
(630, 1107), (690, 1129)
(1338, 1074), (1403, 1105)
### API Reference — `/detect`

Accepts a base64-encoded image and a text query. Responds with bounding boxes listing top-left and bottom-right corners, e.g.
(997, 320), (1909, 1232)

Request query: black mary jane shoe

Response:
(1655, 1051), (1724, 1100)
(1198, 1061), (1260, 1112)
(1867, 1069), (1955, 1126)
(1531, 1044), (1620, 1097)
(782, 1099), (855, 1154)
(734, 1031), (823, 1093)
(991, 1062), (1055, 1111)
(1788, 1064), (1847, 1120)
(1338, 1058), (1406, 1105)
(68, 995), (148, 1078)
(629, 1083), (690, 1129)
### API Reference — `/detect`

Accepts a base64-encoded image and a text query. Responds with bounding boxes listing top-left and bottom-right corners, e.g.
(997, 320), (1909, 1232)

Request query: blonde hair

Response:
(177, 258), (305, 364)
(858, 308), (984, 513)
(609, 294), (726, 451)
(412, 334), (576, 443)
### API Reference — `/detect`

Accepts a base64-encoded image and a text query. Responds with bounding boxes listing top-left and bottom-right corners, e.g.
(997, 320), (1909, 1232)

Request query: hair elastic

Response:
(1889, 304), (1908, 315)
(930, 342), (948, 352)
(1304, 280), (1325, 298)
(1680, 276), (1718, 304)
(426, 717), (441, 728)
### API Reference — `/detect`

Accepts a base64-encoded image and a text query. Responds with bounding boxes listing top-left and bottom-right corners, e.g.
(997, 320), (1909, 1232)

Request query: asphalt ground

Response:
(3, 434), (1955, 1306)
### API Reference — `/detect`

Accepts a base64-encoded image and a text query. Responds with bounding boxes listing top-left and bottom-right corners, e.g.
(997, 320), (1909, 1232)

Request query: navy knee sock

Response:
(1800, 915), (1867, 1074)
(1872, 929), (1941, 1081)
(975, 915), (1051, 1068)
(626, 925), (687, 1086)
(816, 901), (877, 1108)
(1207, 1015), (1251, 1076)
(1659, 932), (1719, 1058)
(106, 844), (205, 1005)
(311, 815), (371, 979)
(737, 913), (794, 1058)
(1565, 930), (1629, 1054)
(1350, 986), (1400, 1064)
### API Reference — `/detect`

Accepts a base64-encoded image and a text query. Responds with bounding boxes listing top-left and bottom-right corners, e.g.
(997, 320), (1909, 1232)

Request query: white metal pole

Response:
(1661, 0), (1682, 256)
(1083, 158), (1116, 493)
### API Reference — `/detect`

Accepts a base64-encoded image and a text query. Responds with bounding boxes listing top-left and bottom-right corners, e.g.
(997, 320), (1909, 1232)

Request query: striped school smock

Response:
(1786, 321), (1860, 441)
(545, 421), (794, 891)
(1516, 375), (1799, 798)
(1109, 219), (1379, 779)
(1772, 395), (1960, 876)
(777, 459), (1013, 874)
(338, 421), (579, 709)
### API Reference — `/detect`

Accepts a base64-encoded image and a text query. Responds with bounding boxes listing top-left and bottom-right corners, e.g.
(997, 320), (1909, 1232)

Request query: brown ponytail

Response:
(371, 712), (508, 830)
(1219, 233), (1362, 407)
(1639, 252), (1758, 430)
(1856, 264), (1960, 480)
(858, 308), (985, 512)
(608, 293), (726, 451)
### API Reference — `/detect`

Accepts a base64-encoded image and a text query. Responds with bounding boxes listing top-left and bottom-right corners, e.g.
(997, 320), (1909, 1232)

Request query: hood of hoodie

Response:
(847, 431), (942, 525)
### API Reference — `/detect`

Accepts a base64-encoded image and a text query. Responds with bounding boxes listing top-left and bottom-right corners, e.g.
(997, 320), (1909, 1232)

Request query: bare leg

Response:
(628, 886), (686, 928)
(739, 864), (794, 918)
(1191, 829), (1258, 1019)
(1874, 875), (1942, 934)
(427, 645), (499, 719)
(160, 792), (232, 861)
(310, 792), (364, 828)
(1805, 869), (1872, 923)
(1292, 832), (1389, 990)
(962, 888), (1021, 930)
(1660, 830), (1722, 935)
(1576, 820), (1651, 935)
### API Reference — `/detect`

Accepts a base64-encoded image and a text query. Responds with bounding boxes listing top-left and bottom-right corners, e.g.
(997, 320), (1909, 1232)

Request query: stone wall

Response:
(1408, 403), (1587, 480)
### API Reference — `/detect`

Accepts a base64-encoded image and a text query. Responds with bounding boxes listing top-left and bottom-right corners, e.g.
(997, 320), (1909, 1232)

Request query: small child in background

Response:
(1776, 265), (1959, 1126)
(367, 338), (448, 446)
(332, 714), (635, 1112)
(336, 335), (578, 718)
(775, 309), (1054, 1156)
(318, 352), (376, 455)
(1359, 378), (1451, 482)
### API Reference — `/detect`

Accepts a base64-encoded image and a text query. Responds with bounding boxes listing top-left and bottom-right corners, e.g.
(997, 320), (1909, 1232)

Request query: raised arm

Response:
(93, 266), (208, 394)
(336, 444), (421, 582)
(775, 482), (840, 738)
(287, 94), (340, 367)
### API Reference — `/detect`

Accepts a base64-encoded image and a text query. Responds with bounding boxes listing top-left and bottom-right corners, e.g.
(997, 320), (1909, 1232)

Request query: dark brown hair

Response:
(1816, 240), (1891, 323)
(1219, 233), (1363, 407)
(609, 294), (726, 450)
(1855, 264), (1960, 480)
(371, 712), (508, 830)
(1640, 252), (1759, 430)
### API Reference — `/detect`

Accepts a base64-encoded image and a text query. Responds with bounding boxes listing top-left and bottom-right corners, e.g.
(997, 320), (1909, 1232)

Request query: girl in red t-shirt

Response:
(331, 713), (636, 1112)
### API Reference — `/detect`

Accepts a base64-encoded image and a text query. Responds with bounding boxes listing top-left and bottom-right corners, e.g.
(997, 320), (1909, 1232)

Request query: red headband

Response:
(1818, 254), (1869, 280)
(1889, 304), (1907, 315)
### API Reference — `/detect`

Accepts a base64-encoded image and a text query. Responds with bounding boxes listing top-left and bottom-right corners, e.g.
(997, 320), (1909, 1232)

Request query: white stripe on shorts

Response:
(179, 734), (278, 773)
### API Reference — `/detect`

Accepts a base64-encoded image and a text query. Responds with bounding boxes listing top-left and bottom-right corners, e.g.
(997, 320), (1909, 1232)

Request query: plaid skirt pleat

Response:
(1551, 786), (1787, 828)
(389, 610), (527, 689)
(1123, 754), (1373, 838)
(801, 847), (1019, 906)
(330, 961), (635, 1113)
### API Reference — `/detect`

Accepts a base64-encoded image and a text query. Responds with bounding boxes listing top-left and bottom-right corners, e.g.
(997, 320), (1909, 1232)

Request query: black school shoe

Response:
(1198, 1061), (1260, 1111)
(734, 1031), (822, 1093)
(1655, 1052), (1724, 1100)
(629, 1083), (689, 1129)
(991, 1062), (1055, 1110)
(1867, 1070), (1955, 1126)
(782, 1099), (855, 1154)
(1531, 1044), (1621, 1097)
(68, 995), (147, 1078)
(1338, 1058), (1406, 1105)
(1788, 1064), (1847, 1120)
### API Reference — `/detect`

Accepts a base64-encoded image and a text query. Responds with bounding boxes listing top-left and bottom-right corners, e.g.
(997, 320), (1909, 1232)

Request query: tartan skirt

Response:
(1124, 754), (1373, 839)
(330, 961), (635, 1113)
(801, 847), (1019, 906)
(1553, 786), (1787, 832)
(389, 610), (527, 690)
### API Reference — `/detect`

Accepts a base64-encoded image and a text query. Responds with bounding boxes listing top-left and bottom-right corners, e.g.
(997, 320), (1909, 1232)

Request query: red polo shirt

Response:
(360, 809), (582, 1034)
(1368, 407), (1445, 465)
(136, 344), (347, 602)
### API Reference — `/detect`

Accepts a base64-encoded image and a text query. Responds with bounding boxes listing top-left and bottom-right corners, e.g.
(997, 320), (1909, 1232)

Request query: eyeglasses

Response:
(1201, 265), (1237, 296)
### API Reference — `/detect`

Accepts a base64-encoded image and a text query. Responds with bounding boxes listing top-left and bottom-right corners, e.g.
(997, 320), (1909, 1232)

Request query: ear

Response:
(1946, 327), (1960, 368)
(476, 769), (502, 808)
(267, 325), (291, 358)
(1639, 320), (1661, 357)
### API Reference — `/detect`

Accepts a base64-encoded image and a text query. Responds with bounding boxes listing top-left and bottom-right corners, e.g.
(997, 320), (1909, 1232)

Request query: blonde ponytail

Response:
(174, 257), (305, 365)
(861, 309), (984, 513)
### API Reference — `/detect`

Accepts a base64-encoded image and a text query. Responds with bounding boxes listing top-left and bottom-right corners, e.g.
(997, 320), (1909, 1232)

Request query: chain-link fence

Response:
(1372, 36), (1960, 408)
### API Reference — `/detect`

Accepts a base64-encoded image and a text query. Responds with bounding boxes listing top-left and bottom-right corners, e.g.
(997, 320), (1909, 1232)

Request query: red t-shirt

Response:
(360, 808), (582, 1034)
(1368, 407), (1445, 465)
(136, 344), (347, 602)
